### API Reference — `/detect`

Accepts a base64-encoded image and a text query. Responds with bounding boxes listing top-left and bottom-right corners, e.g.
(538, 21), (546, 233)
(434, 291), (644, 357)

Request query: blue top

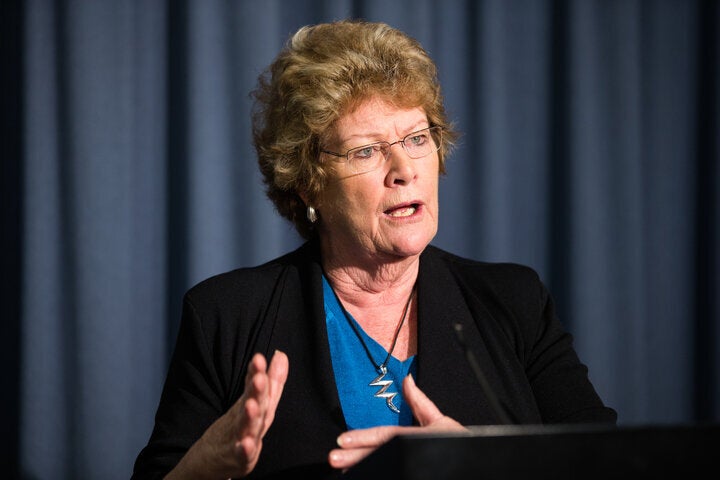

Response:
(323, 275), (417, 429)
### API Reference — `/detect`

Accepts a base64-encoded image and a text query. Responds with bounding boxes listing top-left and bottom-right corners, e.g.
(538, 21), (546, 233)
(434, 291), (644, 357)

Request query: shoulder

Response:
(421, 245), (548, 318)
(183, 240), (317, 316)
(422, 245), (543, 290)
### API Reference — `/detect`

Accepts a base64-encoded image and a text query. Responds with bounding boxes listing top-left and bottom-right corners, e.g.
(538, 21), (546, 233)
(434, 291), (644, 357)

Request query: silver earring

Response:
(306, 206), (317, 223)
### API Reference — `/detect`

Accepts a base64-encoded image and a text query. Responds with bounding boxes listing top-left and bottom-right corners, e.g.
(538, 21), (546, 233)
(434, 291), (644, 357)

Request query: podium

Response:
(343, 423), (720, 479)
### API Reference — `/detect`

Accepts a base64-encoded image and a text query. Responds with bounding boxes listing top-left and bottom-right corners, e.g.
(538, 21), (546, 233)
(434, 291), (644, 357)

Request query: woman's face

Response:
(315, 97), (440, 264)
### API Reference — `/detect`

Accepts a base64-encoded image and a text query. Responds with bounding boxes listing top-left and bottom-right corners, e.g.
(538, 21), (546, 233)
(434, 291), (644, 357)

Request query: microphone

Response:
(453, 322), (514, 425)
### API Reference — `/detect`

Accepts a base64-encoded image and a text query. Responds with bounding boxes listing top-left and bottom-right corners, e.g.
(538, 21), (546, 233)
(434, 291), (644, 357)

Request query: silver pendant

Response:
(370, 366), (400, 413)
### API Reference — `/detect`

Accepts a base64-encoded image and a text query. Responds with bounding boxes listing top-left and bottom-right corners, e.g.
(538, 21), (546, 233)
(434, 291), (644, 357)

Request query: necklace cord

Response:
(333, 285), (416, 374)
(382, 288), (415, 368)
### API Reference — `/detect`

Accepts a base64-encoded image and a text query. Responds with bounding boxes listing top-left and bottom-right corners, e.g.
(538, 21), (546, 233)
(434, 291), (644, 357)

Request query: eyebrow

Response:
(339, 121), (430, 147)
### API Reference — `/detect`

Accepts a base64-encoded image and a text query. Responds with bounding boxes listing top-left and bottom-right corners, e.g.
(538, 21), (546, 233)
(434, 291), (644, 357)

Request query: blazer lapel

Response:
(268, 241), (347, 430)
(416, 246), (515, 426)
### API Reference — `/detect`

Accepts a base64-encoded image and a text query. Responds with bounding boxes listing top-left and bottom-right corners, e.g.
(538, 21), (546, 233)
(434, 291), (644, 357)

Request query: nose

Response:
(384, 142), (416, 186)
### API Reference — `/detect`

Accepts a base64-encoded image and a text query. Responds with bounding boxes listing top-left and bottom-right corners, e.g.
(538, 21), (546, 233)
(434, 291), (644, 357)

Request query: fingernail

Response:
(337, 434), (351, 446)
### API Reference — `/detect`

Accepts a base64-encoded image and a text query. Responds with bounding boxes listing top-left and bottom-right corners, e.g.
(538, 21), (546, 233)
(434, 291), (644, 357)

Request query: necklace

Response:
(333, 285), (416, 413)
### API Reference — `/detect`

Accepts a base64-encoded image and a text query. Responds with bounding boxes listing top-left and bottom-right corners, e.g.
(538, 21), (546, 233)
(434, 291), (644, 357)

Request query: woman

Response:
(132, 19), (616, 480)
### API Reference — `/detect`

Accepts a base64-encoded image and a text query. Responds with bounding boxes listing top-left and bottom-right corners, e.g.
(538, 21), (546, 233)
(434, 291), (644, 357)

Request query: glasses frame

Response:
(321, 126), (442, 174)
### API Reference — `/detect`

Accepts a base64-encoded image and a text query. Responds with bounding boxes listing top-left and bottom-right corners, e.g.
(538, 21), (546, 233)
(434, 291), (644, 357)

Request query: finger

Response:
(242, 353), (268, 401)
(402, 374), (445, 426)
(242, 375), (268, 438)
(328, 446), (375, 470)
(267, 350), (289, 399)
(236, 396), (263, 451)
(233, 396), (265, 474)
(230, 356), (269, 439)
(335, 425), (402, 449)
(247, 362), (270, 407)
(250, 352), (268, 375)
(261, 350), (289, 435)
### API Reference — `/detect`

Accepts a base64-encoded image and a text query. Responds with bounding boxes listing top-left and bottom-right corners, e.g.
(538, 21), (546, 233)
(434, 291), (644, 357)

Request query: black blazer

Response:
(132, 240), (616, 479)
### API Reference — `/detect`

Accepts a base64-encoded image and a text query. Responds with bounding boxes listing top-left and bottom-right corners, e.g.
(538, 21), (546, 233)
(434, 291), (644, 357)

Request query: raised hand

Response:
(328, 374), (466, 471)
(165, 350), (289, 480)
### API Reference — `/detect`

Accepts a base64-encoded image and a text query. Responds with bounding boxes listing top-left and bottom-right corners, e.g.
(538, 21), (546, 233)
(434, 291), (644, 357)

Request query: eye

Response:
(407, 131), (429, 147)
(350, 144), (382, 161)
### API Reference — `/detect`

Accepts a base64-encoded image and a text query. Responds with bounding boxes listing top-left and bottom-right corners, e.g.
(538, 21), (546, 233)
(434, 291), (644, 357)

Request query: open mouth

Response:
(385, 203), (420, 218)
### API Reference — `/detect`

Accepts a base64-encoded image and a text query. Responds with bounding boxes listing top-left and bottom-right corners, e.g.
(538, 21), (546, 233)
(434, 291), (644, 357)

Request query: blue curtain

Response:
(2, 0), (718, 478)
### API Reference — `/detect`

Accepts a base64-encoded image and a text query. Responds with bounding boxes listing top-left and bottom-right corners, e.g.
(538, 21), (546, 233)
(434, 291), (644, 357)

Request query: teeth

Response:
(388, 206), (416, 217)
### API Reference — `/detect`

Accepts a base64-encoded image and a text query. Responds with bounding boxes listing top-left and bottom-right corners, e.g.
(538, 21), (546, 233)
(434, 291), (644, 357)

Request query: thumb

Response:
(402, 374), (445, 426)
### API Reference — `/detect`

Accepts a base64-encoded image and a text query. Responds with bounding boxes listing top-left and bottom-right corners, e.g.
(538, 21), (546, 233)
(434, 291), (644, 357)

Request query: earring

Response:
(306, 206), (317, 223)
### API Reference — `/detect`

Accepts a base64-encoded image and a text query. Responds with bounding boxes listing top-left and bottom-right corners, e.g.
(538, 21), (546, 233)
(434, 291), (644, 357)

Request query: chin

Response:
(388, 231), (435, 257)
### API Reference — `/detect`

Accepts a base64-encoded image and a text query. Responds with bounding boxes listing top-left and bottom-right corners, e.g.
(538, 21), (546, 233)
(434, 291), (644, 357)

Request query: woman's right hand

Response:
(165, 350), (289, 480)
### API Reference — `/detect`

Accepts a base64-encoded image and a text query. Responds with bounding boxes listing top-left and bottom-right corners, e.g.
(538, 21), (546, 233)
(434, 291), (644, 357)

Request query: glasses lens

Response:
(337, 127), (442, 174)
(347, 143), (388, 173)
(403, 127), (441, 159)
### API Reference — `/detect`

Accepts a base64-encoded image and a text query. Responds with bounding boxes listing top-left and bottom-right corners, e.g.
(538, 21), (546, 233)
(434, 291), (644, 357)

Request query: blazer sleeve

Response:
(131, 293), (234, 479)
(522, 275), (617, 424)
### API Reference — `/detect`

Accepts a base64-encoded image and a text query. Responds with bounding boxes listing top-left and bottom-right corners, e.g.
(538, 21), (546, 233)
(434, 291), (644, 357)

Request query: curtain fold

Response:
(9, 0), (718, 478)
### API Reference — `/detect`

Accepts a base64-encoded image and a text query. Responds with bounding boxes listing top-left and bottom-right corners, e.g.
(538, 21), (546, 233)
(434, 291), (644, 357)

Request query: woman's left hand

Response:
(327, 374), (468, 470)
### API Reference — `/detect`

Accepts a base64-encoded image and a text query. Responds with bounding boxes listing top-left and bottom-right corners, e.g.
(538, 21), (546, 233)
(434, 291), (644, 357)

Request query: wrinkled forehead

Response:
(325, 97), (429, 145)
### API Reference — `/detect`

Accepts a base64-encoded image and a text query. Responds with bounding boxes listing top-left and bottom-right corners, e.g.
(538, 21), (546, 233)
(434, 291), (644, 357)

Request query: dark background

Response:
(2, 1), (717, 478)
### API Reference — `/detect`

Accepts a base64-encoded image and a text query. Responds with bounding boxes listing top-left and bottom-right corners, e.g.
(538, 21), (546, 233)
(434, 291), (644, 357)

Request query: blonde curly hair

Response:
(251, 19), (457, 239)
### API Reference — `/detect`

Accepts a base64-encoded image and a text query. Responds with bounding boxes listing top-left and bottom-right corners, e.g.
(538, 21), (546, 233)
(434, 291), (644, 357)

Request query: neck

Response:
(319, 237), (421, 359)
(318, 229), (424, 302)
(333, 283), (416, 370)
(321, 251), (420, 308)
(329, 276), (418, 361)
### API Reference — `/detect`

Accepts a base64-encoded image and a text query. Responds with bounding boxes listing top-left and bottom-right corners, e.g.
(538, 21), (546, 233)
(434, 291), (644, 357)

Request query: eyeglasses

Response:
(321, 126), (442, 175)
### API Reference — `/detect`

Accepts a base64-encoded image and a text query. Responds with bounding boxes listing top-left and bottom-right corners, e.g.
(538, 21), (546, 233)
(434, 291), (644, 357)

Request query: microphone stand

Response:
(453, 323), (514, 425)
